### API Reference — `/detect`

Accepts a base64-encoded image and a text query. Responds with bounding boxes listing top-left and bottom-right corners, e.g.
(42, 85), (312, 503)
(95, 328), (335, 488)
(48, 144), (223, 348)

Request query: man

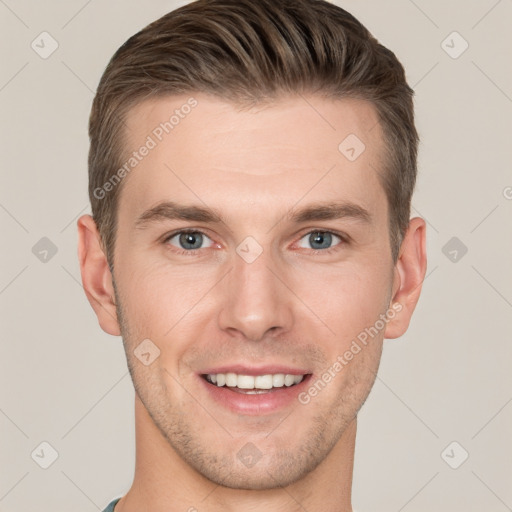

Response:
(78, 0), (427, 510)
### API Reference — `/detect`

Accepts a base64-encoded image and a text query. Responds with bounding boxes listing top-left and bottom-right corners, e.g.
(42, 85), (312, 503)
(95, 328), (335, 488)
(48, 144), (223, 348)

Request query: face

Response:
(105, 94), (399, 489)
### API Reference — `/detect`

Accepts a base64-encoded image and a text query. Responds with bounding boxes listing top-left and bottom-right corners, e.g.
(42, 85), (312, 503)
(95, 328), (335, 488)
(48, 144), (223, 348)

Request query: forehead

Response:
(118, 93), (387, 227)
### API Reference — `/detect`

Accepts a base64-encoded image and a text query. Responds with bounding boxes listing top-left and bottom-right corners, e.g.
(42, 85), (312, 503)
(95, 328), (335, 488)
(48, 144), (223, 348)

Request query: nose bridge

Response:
(218, 240), (292, 341)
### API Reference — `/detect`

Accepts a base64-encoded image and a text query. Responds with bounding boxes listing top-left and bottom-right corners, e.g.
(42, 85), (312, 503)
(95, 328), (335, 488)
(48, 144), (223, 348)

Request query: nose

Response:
(217, 245), (293, 342)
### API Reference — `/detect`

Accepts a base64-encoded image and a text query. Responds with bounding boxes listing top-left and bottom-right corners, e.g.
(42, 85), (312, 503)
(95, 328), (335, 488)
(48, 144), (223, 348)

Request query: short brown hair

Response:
(88, 0), (418, 266)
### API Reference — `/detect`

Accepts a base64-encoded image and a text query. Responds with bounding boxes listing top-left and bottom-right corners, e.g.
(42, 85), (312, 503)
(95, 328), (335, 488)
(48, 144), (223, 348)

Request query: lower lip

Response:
(199, 375), (312, 416)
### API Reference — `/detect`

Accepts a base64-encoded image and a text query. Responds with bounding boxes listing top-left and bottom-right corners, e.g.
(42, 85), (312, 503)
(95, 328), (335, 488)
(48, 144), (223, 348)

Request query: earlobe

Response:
(384, 217), (427, 340)
(77, 214), (121, 336)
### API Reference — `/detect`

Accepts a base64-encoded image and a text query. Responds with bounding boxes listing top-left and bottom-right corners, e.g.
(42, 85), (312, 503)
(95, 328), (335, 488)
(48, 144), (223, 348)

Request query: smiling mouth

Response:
(202, 372), (310, 394)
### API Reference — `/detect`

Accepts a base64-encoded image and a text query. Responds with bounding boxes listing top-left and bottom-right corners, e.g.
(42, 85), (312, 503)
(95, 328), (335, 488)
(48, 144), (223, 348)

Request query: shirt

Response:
(102, 498), (121, 511)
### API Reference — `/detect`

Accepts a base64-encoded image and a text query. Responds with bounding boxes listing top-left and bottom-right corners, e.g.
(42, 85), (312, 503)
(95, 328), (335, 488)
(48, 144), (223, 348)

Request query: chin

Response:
(194, 456), (314, 490)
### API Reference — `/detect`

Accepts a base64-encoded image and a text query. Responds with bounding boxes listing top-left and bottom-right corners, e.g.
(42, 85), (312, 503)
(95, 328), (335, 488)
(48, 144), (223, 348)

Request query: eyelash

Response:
(162, 228), (348, 256)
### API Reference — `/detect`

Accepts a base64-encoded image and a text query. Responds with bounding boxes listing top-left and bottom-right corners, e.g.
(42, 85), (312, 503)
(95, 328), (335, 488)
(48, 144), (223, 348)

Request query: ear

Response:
(384, 217), (427, 339)
(77, 214), (121, 336)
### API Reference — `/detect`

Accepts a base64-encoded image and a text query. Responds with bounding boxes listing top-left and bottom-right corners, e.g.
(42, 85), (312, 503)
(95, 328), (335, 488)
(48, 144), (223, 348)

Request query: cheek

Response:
(290, 261), (391, 344)
(116, 260), (217, 356)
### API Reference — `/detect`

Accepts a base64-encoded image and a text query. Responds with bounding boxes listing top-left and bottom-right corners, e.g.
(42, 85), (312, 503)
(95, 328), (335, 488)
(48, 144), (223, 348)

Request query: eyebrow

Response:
(135, 201), (223, 227)
(134, 200), (372, 228)
(286, 201), (372, 225)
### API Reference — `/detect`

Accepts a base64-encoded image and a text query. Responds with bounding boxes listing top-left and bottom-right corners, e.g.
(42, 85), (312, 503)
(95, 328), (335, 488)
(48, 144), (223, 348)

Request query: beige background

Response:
(1, 1), (511, 511)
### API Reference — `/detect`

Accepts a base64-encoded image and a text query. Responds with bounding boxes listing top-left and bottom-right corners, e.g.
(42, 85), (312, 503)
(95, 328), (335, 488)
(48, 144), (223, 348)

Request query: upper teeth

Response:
(206, 373), (304, 389)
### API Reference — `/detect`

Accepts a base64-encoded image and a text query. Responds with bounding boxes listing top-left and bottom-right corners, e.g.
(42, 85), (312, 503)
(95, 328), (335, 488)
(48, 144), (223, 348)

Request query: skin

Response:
(78, 93), (427, 512)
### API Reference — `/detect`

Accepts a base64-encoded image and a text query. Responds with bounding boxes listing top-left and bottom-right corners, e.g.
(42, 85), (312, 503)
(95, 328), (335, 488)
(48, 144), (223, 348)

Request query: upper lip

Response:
(200, 364), (310, 376)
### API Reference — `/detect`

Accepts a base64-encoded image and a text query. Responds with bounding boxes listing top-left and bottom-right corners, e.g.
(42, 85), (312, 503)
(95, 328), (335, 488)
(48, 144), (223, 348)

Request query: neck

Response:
(115, 395), (356, 512)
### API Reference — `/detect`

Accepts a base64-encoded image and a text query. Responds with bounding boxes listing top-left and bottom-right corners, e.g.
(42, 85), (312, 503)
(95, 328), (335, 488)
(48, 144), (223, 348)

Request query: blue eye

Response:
(167, 231), (214, 251)
(298, 231), (343, 251)
(163, 229), (345, 255)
